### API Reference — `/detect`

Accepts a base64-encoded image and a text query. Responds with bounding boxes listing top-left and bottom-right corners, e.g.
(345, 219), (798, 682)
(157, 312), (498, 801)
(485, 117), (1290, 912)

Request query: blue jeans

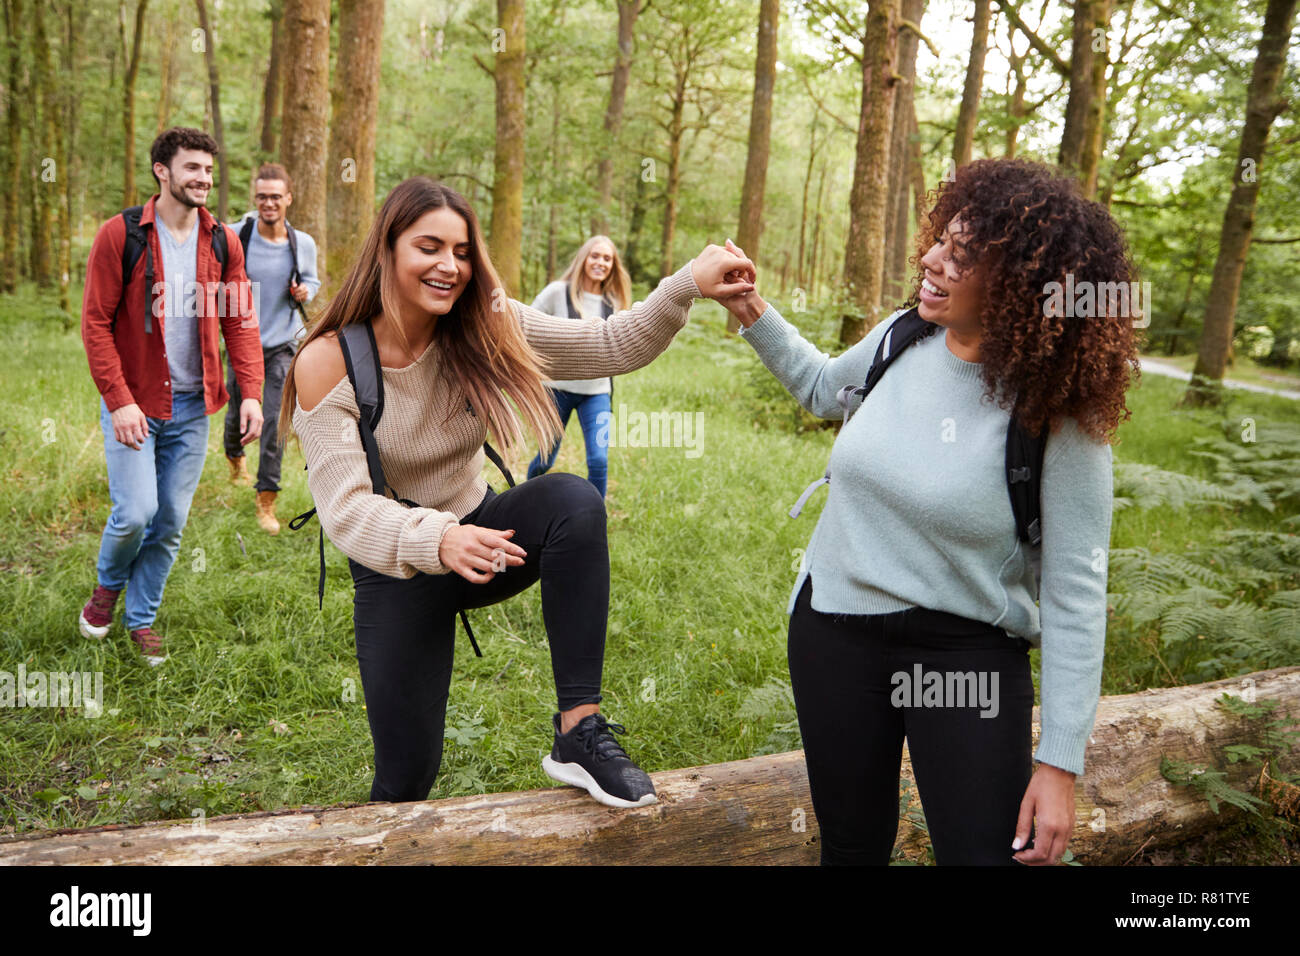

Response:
(95, 391), (210, 631)
(526, 389), (610, 497)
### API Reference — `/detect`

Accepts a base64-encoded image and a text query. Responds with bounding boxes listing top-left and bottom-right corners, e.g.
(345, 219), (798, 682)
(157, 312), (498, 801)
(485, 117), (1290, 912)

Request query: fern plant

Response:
(1189, 417), (1300, 510)
(738, 676), (802, 755)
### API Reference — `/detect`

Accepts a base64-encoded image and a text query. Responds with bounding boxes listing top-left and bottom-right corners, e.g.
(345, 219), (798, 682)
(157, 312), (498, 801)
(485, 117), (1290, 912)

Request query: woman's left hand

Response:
(690, 242), (756, 300)
(1012, 763), (1077, 865)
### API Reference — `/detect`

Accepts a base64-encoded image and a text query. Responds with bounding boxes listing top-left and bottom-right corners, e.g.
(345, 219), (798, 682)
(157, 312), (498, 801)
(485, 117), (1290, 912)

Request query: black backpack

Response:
(791, 307), (1048, 549)
(288, 321), (516, 656)
(238, 215), (309, 324)
(119, 205), (229, 334)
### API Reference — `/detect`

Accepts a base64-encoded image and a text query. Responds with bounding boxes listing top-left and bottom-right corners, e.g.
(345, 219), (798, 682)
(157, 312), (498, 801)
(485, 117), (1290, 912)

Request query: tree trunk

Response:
(592, 0), (641, 236)
(280, 0), (331, 288)
(730, 0), (780, 333)
(489, 0), (525, 297)
(157, 9), (180, 136)
(909, 109), (926, 228)
(796, 116), (818, 293)
(5, 667), (1295, 865)
(885, 0), (925, 308)
(1183, 0), (1298, 406)
(810, 161), (829, 301)
(1004, 40), (1026, 158)
(546, 77), (562, 282)
(1058, 0), (1095, 182)
(32, 0), (55, 288)
(1166, 231), (1205, 355)
(1079, 0), (1112, 199)
(122, 0), (149, 207)
(195, 0), (228, 221)
(624, 168), (647, 284)
(951, 0), (989, 168)
(839, 0), (900, 346)
(2, 0), (24, 293)
(261, 0), (285, 154)
(328, 0), (386, 293)
(59, 0), (79, 315)
(659, 74), (686, 278)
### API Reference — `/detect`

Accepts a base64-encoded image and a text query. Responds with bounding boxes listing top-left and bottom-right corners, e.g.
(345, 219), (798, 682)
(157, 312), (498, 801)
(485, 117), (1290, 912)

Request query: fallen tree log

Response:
(2, 667), (1297, 865)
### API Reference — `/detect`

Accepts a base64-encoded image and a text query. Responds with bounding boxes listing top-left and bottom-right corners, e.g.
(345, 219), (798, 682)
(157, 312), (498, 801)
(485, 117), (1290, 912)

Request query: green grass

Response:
(2, 283), (1297, 836)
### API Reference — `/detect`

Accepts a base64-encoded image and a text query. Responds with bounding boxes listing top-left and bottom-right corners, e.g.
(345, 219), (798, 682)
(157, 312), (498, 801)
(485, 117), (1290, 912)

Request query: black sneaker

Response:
(542, 713), (658, 809)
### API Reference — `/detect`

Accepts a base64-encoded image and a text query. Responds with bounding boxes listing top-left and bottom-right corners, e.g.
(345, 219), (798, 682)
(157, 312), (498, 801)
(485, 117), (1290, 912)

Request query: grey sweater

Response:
(740, 304), (1114, 776)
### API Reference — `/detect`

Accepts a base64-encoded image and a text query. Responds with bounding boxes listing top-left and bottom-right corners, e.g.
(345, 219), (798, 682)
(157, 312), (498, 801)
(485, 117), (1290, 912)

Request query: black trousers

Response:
(788, 576), (1036, 865)
(347, 472), (609, 802)
(223, 341), (297, 492)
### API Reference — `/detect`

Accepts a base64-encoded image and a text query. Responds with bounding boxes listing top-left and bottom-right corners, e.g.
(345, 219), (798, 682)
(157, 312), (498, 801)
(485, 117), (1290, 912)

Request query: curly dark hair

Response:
(904, 158), (1141, 443)
(149, 127), (220, 186)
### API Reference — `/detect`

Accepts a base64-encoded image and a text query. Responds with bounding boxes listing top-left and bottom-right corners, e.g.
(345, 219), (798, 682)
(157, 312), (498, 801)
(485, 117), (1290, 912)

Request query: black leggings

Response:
(347, 472), (609, 802)
(788, 576), (1036, 865)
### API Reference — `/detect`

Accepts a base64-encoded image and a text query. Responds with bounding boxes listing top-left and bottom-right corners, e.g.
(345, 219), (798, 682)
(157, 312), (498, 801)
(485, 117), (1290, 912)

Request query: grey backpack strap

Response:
(337, 322), (387, 496)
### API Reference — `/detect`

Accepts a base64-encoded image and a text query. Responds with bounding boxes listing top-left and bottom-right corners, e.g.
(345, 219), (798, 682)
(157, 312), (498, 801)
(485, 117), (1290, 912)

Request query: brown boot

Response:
(227, 454), (252, 486)
(256, 490), (280, 535)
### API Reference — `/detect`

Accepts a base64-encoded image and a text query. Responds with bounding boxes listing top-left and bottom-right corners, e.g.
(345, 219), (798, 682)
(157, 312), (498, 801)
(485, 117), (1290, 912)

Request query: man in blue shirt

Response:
(223, 163), (320, 533)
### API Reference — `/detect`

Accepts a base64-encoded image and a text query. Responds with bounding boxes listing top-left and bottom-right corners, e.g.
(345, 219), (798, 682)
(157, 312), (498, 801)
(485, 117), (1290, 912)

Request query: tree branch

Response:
(995, 0), (1068, 76)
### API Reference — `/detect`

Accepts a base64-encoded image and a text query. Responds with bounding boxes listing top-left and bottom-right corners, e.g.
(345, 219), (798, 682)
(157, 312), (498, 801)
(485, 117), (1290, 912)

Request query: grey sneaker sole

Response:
(542, 754), (658, 809)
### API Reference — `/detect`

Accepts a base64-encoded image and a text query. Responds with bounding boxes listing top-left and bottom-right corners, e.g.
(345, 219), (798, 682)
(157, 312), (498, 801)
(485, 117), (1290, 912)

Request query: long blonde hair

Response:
(279, 177), (562, 452)
(561, 235), (631, 317)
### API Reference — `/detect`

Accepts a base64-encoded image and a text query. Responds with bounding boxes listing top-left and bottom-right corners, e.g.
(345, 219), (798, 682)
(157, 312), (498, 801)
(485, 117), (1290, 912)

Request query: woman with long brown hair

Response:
(526, 235), (632, 497)
(720, 159), (1140, 864)
(280, 177), (753, 807)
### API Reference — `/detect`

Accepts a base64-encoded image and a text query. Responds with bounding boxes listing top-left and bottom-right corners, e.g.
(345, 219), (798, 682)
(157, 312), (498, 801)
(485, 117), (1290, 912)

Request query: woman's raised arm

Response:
(516, 244), (755, 380)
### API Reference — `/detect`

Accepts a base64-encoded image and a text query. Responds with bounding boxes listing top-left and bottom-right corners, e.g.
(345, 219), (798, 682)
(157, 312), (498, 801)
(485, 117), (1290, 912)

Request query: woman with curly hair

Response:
(720, 158), (1140, 865)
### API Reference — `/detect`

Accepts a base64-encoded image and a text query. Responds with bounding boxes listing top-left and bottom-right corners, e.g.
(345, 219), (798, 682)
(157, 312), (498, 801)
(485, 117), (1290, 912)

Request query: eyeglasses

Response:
(255, 194), (285, 204)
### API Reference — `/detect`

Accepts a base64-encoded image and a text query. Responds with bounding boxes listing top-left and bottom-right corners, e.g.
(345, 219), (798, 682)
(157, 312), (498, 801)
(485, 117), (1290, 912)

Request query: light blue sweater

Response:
(237, 214), (321, 350)
(740, 304), (1114, 775)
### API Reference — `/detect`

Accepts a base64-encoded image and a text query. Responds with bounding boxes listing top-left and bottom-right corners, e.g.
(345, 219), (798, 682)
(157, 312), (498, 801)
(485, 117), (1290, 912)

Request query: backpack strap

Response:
(482, 439), (516, 489)
(284, 221), (301, 283)
(834, 307), (936, 416)
(120, 205), (230, 335)
(563, 285), (615, 321)
(119, 206), (153, 334)
(240, 216), (309, 323)
(210, 219), (229, 277)
(238, 217), (255, 255)
(283, 221), (310, 323)
(290, 321), (391, 616)
(1006, 411), (1048, 547)
(337, 322), (387, 497)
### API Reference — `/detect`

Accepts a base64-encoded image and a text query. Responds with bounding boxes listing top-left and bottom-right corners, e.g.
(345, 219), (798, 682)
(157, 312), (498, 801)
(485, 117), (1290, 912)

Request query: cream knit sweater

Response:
(292, 262), (702, 579)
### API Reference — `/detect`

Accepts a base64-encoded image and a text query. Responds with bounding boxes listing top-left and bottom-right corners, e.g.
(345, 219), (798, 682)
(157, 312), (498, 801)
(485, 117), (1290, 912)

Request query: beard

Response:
(168, 177), (208, 209)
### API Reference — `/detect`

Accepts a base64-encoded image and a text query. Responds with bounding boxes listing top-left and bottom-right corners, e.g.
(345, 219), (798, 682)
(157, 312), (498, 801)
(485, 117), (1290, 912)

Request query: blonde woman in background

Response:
(525, 236), (632, 498)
